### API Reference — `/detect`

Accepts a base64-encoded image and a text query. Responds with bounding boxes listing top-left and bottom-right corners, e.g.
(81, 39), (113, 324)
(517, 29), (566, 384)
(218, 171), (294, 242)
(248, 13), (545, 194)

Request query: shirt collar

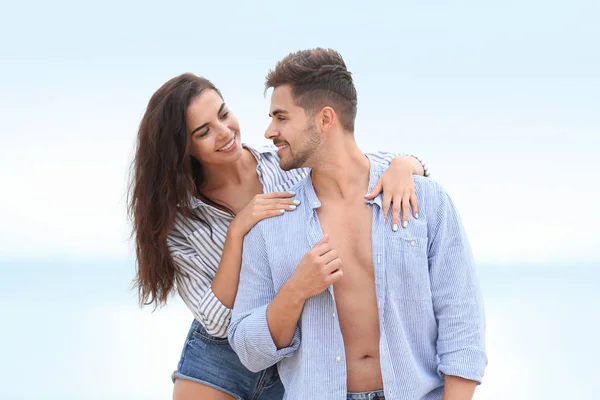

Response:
(304, 157), (386, 210)
(365, 160), (386, 208)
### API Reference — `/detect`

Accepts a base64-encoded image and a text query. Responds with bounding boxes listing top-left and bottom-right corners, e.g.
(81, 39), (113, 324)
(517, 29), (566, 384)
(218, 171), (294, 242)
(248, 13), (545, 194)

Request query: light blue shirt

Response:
(229, 161), (487, 400)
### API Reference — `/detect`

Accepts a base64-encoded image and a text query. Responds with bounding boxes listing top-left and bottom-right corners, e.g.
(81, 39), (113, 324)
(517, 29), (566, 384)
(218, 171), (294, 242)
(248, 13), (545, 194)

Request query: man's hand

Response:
(287, 234), (343, 300)
(266, 234), (342, 349)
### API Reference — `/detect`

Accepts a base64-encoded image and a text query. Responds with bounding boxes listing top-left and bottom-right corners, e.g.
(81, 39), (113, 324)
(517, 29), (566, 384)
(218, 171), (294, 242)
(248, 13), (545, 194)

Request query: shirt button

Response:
(410, 240), (416, 247)
(335, 356), (342, 362)
(332, 313), (336, 318)
(313, 201), (320, 207)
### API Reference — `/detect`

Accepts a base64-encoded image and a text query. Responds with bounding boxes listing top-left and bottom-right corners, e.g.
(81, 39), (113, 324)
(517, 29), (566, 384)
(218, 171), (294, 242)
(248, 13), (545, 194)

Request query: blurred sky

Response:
(1, 0), (598, 264)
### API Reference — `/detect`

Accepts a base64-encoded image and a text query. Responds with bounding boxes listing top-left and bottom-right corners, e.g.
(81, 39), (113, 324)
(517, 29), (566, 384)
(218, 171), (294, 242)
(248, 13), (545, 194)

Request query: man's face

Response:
(264, 85), (321, 171)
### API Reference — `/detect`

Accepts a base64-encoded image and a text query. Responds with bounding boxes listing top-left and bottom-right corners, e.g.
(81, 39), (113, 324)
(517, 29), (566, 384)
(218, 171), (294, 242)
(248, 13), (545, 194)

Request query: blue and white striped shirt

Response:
(229, 161), (487, 399)
(166, 145), (399, 338)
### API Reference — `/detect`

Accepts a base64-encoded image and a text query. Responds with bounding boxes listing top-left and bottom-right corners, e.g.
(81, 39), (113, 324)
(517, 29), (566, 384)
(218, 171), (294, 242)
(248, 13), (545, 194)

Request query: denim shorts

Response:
(172, 319), (284, 400)
(347, 390), (385, 400)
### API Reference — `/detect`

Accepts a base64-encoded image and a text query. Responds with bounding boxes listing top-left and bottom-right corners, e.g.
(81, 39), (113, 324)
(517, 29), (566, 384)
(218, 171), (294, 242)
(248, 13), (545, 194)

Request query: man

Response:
(229, 48), (487, 400)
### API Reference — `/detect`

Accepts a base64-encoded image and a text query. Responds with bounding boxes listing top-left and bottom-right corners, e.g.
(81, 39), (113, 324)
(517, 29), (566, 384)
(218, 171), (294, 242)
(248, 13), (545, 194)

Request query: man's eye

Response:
(220, 112), (229, 120)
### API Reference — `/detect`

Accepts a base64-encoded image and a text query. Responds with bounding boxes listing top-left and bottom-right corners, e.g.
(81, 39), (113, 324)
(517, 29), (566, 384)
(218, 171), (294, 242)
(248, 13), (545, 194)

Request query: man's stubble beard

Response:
(279, 123), (321, 171)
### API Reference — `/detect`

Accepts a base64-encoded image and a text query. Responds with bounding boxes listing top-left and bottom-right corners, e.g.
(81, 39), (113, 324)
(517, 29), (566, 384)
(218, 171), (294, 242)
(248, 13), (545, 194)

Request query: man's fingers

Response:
(311, 234), (329, 252)
(325, 268), (344, 285)
(320, 249), (339, 266)
(324, 257), (342, 273)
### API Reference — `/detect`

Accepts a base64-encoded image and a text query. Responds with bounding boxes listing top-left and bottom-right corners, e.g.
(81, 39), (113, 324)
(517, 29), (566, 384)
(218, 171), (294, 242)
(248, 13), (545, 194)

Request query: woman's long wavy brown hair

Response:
(128, 73), (227, 308)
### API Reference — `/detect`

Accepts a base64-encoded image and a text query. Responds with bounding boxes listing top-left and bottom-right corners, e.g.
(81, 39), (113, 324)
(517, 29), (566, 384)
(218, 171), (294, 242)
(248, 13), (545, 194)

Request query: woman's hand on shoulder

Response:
(230, 191), (299, 237)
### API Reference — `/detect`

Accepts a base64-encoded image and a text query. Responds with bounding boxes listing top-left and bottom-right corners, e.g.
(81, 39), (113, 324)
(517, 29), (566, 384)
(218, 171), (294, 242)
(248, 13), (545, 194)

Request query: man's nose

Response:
(264, 121), (278, 140)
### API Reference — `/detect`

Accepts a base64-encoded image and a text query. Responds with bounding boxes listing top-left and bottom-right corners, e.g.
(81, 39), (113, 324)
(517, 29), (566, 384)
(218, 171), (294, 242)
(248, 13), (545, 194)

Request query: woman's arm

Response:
(169, 247), (233, 338)
(211, 192), (298, 308)
(210, 226), (245, 309)
(168, 193), (297, 338)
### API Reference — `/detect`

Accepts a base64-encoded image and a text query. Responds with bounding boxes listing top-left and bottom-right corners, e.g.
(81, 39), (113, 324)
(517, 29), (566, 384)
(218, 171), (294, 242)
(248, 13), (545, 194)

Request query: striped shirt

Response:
(229, 162), (487, 400)
(166, 145), (399, 338)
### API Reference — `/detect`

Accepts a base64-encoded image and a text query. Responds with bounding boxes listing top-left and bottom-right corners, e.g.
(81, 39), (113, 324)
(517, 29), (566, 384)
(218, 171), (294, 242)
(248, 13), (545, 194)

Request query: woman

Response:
(128, 73), (428, 400)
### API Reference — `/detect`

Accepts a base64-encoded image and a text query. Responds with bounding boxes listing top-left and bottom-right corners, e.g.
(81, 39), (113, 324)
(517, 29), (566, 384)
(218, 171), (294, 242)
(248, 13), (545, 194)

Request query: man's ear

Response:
(318, 106), (336, 132)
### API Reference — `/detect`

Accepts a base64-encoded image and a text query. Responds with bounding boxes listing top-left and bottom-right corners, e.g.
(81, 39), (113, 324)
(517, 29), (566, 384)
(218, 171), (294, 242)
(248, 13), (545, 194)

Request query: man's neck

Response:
(310, 135), (371, 201)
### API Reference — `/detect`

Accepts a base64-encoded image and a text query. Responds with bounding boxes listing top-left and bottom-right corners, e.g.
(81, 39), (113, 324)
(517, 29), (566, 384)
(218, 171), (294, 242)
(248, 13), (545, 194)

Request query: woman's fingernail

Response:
(289, 191), (296, 195)
(415, 213), (419, 219)
(279, 209), (285, 213)
(393, 224), (398, 232)
(402, 221), (408, 228)
(293, 200), (301, 205)
(364, 193), (370, 198)
(289, 205), (297, 210)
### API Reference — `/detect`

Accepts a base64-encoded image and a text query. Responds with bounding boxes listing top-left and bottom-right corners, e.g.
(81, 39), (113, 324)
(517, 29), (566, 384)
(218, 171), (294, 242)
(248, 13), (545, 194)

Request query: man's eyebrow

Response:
(190, 103), (226, 135)
(269, 109), (287, 118)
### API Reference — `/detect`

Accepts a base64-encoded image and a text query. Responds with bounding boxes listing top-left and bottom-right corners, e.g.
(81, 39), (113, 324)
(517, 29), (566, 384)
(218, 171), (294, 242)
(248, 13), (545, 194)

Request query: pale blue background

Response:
(1, 1), (598, 399)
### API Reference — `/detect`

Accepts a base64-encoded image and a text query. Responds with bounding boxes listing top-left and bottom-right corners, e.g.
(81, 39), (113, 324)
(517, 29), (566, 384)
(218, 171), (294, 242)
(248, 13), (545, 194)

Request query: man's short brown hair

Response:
(265, 48), (358, 132)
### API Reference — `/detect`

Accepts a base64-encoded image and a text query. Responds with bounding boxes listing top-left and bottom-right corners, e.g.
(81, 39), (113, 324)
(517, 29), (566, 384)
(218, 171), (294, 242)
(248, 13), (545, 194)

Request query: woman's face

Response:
(186, 89), (243, 166)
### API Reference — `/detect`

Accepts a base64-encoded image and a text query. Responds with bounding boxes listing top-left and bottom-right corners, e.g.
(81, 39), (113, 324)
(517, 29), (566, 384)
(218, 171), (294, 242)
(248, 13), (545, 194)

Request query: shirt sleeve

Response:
(168, 235), (232, 338)
(365, 151), (430, 177)
(228, 223), (300, 372)
(426, 181), (487, 383)
(365, 151), (400, 165)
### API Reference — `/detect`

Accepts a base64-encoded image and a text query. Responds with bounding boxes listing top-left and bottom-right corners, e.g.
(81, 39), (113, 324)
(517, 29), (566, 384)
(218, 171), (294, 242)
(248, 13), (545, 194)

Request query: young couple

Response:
(129, 48), (486, 400)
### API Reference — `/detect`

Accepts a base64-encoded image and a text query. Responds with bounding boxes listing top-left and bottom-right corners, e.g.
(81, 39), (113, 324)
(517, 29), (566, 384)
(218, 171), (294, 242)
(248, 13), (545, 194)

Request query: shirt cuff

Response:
(231, 304), (300, 372)
(249, 304), (300, 357)
(198, 287), (232, 338)
(437, 347), (488, 384)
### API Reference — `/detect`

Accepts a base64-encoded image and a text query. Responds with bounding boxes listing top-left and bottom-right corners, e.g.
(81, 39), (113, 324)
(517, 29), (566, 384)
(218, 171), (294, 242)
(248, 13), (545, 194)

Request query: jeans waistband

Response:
(347, 389), (385, 400)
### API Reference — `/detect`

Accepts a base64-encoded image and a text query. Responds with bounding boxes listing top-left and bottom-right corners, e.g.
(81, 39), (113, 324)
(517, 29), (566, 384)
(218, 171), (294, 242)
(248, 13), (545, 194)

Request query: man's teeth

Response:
(218, 138), (235, 151)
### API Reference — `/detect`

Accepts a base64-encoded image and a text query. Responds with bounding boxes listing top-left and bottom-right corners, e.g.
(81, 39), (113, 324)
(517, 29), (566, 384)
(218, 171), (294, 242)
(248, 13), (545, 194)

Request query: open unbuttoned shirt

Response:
(229, 161), (487, 400)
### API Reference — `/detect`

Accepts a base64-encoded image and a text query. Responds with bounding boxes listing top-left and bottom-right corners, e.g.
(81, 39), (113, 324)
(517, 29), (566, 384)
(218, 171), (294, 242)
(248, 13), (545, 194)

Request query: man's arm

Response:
(426, 179), (487, 396)
(229, 231), (343, 371)
(228, 224), (300, 372)
(266, 234), (342, 348)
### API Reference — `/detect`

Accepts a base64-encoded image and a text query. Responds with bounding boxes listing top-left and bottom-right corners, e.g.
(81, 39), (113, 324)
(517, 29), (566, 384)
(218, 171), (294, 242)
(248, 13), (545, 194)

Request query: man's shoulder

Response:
(413, 175), (446, 197)
(250, 178), (311, 233)
(411, 176), (453, 218)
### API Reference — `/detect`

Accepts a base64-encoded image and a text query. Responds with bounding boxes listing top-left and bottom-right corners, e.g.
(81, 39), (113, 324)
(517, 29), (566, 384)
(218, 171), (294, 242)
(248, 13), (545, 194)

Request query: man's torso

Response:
(317, 192), (383, 392)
